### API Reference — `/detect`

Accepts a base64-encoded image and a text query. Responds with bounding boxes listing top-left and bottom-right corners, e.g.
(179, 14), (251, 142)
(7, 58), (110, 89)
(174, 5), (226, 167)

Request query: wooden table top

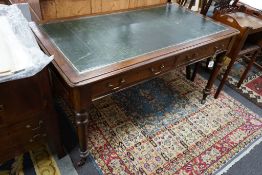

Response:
(30, 4), (238, 86)
(40, 4), (227, 73)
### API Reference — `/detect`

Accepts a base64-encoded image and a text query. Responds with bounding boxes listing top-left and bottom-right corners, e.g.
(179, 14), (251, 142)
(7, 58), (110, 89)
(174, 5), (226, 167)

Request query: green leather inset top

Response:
(41, 4), (227, 73)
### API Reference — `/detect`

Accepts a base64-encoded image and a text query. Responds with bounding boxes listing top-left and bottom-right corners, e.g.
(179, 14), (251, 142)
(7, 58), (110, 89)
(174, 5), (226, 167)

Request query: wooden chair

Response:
(236, 1), (262, 20)
(188, 0), (261, 93)
(213, 0), (239, 12)
(175, 0), (195, 10)
(236, 1), (262, 71)
(202, 0), (239, 69)
(175, 0), (213, 16)
(213, 12), (261, 98)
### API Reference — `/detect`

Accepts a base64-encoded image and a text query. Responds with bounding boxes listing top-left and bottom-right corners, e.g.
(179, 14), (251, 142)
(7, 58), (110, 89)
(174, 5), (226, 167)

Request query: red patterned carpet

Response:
(2, 69), (261, 175)
(84, 70), (262, 175)
(245, 75), (262, 98)
(219, 58), (262, 108)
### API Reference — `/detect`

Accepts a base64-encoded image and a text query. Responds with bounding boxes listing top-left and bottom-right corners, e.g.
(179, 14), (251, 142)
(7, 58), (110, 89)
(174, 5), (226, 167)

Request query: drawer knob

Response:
(0, 105), (4, 112)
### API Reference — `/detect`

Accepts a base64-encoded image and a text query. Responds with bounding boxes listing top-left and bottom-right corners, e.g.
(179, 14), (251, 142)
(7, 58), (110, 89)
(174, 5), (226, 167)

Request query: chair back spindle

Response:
(176, 0), (212, 15)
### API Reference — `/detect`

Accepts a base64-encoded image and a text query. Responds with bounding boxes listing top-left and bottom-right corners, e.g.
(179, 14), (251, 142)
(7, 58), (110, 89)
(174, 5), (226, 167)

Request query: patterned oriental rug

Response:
(85, 70), (262, 175)
(1, 69), (262, 175)
(219, 58), (262, 108)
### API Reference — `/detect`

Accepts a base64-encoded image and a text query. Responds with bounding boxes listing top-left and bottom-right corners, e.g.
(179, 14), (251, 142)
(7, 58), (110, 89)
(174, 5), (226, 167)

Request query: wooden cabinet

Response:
(0, 68), (64, 163)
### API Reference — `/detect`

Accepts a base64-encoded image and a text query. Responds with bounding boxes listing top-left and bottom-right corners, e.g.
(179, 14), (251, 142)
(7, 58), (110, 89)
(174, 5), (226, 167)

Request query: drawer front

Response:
(91, 38), (231, 98)
(10, 118), (47, 145)
(0, 117), (47, 152)
(0, 77), (47, 125)
(91, 59), (173, 98)
(175, 38), (229, 66)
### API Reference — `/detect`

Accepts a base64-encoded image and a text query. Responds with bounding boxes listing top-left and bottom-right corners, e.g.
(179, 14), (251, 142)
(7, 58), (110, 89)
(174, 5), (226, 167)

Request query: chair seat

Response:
(239, 42), (261, 56)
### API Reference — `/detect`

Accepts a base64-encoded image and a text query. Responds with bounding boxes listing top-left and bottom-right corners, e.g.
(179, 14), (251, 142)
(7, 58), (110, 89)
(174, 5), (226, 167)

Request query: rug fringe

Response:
(216, 136), (262, 175)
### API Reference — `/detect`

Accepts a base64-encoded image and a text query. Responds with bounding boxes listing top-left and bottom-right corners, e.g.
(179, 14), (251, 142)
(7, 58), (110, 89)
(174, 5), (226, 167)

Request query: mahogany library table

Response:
(30, 3), (239, 165)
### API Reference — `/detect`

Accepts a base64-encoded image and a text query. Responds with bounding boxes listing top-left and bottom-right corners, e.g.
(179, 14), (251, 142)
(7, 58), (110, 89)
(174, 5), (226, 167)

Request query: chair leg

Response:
(237, 51), (259, 88)
(186, 65), (192, 80)
(214, 57), (236, 99)
(191, 62), (200, 81)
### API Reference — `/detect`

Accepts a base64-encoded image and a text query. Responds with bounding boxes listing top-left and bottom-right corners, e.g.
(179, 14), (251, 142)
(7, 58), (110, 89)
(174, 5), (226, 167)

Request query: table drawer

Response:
(175, 38), (229, 67)
(91, 38), (231, 98)
(91, 59), (174, 98)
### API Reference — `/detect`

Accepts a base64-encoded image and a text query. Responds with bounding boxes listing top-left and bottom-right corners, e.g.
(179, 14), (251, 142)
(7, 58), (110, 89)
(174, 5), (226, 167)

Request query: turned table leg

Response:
(75, 111), (89, 166)
(202, 52), (226, 104)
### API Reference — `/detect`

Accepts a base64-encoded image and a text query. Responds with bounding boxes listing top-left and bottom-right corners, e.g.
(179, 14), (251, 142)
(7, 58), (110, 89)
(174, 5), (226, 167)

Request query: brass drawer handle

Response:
(151, 69), (161, 75)
(214, 46), (220, 51)
(120, 78), (126, 84)
(107, 83), (114, 88)
(29, 133), (47, 143)
(26, 120), (43, 131)
(29, 134), (41, 143)
(151, 64), (165, 75)
(113, 86), (120, 90)
(107, 78), (126, 90)
(0, 105), (4, 112)
(186, 55), (191, 59)
(33, 134), (41, 139)
(107, 83), (120, 90)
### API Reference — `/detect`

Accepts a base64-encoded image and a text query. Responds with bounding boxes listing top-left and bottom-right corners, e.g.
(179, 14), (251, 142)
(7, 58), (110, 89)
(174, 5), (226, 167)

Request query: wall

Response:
(38, 0), (167, 20)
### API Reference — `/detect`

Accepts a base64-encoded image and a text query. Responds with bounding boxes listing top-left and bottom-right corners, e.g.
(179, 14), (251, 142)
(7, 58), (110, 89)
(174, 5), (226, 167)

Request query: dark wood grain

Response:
(0, 68), (64, 163)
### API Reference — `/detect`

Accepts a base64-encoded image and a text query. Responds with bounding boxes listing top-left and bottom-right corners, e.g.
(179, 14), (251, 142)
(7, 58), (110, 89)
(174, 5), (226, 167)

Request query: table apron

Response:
(89, 38), (231, 99)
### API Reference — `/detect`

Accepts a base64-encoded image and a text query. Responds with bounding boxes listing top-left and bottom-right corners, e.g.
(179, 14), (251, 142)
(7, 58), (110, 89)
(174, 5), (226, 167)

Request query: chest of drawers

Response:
(0, 68), (64, 163)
